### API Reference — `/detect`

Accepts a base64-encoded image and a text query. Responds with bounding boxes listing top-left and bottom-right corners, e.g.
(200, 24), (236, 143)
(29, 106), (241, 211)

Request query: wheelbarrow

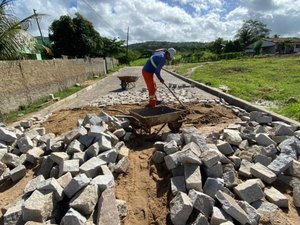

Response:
(116, 106), (187, 135)
(118, 76), (139, 90)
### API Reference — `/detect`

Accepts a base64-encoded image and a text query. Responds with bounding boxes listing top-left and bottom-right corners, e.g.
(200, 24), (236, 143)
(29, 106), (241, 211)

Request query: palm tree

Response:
(0, 0), (39, 59)
(235, 19), (271, 49)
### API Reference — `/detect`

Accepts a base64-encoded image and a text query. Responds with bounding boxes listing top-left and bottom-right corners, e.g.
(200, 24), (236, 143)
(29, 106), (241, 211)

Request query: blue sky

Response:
(9, 0), (300, 44)
(68, 1), (77, 9)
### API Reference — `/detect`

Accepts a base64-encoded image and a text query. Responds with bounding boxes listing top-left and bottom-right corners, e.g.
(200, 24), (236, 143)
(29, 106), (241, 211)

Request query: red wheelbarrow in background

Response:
(118, 76), (139, 90)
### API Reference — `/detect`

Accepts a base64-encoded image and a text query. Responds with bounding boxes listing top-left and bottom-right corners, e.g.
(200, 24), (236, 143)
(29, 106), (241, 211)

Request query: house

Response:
(246, 37), (300, 54)
(245, 40), (276, 55)
(265, 37), (300, 53)
(35, 36), (53, 59)
(16, 30), (42, 60)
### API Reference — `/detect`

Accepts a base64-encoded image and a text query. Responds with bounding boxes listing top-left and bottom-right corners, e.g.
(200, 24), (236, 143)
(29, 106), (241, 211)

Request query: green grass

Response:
(130, 58), (147, 66)
(54, 86), (83, 99)
(3, 85), (84, 124)
(174, 57), (300, 121)
(3, 97), (51, 123)
(108, 64), (125, 73)
(275, 102), (300, 121)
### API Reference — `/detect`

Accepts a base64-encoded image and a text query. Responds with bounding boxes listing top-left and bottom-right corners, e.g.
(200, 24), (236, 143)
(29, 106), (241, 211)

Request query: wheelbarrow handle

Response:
(163, 83), (186, 108)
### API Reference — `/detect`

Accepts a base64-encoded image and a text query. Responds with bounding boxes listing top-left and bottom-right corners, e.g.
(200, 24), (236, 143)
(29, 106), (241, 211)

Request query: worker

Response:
(142, 48), (176, 107)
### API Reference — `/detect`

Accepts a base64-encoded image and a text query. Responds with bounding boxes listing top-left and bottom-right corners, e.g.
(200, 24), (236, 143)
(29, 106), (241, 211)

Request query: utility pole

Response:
(33, 9), (45, 45)
(126, 26), (129, 64)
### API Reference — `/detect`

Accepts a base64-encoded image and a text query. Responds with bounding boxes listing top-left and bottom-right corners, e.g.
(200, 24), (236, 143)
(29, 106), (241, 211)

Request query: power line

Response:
(80, 0), (120, 38)
(126, 26), (129, 63)
(33, 9), (45, 45)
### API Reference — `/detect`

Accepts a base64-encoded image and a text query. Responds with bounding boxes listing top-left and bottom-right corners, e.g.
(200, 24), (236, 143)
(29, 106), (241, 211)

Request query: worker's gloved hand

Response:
(160, 79), (165, 84)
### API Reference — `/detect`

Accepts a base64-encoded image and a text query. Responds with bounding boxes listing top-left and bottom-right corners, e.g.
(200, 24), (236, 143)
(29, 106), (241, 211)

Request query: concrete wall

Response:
(0, 57), (115, 114)
(293, 43), (300, 52)
(106, 57), (119, 71)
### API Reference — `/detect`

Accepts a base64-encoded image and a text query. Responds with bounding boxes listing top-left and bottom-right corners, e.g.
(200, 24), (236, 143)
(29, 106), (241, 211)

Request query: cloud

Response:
(225, 6), (249, 21)
(239, 0), (300, 37)
(240, 0), (277, 11)
(269, 14), (300, 36)
(11, 0), (76, 37)
(7, 0), (300, 43)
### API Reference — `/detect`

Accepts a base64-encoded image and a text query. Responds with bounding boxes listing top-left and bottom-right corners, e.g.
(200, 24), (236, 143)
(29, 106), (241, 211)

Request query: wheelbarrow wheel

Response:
(168, 121), (182, 132)
(121, 81), (128, 90)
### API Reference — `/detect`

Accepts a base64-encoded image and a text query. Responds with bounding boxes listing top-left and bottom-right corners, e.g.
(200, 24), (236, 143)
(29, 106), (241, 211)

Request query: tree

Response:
(101, 37), (125, 57)
(72, 14), (103, 57)
(277, 40), (293, 54)
(254, 40), (263, 55)
(223, 40), (242, 53)
(0, 0), (38, 59)
(235, 19), (271, 49)
(118, 49), (140, 64)
(49, 15), (74, 57)
(207, 38), (225, 54)
(49, 13), (103, 58)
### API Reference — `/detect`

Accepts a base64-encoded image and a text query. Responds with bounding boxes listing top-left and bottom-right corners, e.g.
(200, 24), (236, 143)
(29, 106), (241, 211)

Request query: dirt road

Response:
(39, 103), (241, 225)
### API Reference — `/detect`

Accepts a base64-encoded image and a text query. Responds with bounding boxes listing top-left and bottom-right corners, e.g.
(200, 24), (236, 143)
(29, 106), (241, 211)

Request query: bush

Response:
(179, 51), (246, 63)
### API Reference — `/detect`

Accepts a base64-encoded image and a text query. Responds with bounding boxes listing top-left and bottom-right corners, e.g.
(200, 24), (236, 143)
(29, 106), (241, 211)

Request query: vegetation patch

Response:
(130, 58), (147, 66)
(3, 97), (50, 123)
(174, 56), (300, 121)
(274, 102), (300, 121)
(3, 85), (84, 123)
(224, 66), (250, 74)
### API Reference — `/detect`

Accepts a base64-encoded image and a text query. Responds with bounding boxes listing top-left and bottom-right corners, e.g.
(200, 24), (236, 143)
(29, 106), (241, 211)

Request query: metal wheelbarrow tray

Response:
(118, 76), (139, 90)
(128, 106), (187, 134)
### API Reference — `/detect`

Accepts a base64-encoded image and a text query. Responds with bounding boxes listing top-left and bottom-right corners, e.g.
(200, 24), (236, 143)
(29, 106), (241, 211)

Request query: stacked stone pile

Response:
(0, 111), (133, 225)
(1, 89), (300, 225)
(152, 110), (300, 225)
(0, 84), (217, 225)
(90, 84), (214, 107)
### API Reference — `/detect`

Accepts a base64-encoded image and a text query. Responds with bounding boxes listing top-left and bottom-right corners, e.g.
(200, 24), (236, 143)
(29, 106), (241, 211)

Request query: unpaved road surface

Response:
(41, 102), (240, 225)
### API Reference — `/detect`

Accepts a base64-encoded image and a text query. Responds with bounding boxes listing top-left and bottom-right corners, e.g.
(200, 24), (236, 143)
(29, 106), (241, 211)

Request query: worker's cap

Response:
(167, 48), (176, 60)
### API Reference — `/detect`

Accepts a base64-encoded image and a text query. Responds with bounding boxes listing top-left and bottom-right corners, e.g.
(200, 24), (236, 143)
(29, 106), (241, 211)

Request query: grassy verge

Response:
(130, 58), (147, 66)
(53, 85), (84, 99)
(3, 97), (51, 124)
(108, 64), (125, 73)
(3, 85), (84, 124)
(174, 56), (300, 121)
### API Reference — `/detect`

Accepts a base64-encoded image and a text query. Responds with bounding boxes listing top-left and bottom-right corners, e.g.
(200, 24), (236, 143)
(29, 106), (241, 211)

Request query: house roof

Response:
(17, 30), (38, 54)
(265, 37), (300, 44)
(246, 40), (276, 49)
(35, 36), (52, 46)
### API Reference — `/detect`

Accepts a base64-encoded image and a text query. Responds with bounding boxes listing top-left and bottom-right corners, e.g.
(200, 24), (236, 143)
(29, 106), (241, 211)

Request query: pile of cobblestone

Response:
(90, 84), (215, 107)
(1, 92), (300, 225)
(152, 110), (300, 225)
(0, 111), (133, 225)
